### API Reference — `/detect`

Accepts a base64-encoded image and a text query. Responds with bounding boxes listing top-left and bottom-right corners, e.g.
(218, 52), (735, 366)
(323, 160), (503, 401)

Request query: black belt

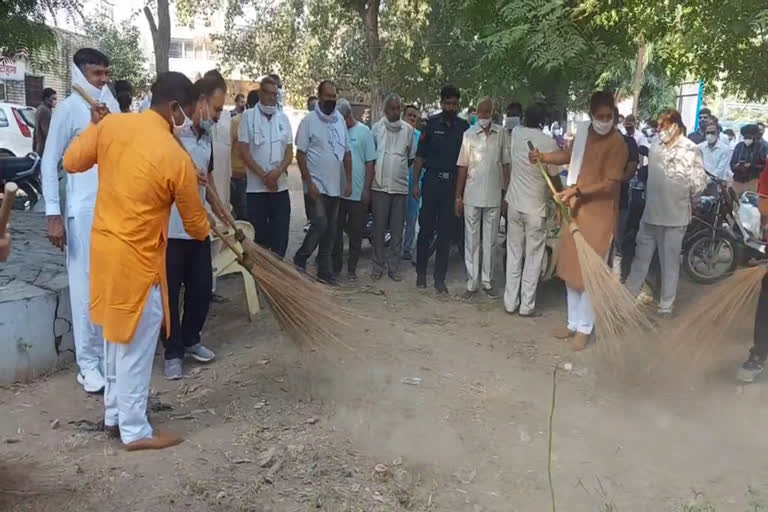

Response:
(427, 169), (454, 180)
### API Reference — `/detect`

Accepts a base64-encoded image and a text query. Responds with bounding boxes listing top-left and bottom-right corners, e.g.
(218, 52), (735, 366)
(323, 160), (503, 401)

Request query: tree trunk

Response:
(144, 0), (171, 75)
(356, 0), (382, 122)
(630, 40), (648, 116)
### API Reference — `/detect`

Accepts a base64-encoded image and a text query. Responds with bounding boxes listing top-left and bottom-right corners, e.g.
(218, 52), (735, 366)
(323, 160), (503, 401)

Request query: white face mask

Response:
(706, 133), (718, 145)
(592, 118), (613, 136)
(504, 116), (520, 130)
(477, 118), (491, 129)
(659, 128), (674, 143)
(744, 138), (754, 147)
(171, 103), (193, 137)
(258, 103), (276, 116)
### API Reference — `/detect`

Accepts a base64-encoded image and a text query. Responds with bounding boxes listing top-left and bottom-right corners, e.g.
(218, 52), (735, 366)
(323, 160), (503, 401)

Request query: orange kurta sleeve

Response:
(62, 121), (100, 173)
(172, 152), (210, 241)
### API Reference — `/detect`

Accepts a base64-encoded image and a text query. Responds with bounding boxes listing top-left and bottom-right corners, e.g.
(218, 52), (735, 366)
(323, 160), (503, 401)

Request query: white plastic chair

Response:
(211, 220), (260, 320)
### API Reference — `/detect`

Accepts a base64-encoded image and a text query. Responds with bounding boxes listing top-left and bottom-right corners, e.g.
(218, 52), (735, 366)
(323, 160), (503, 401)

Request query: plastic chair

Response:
(211, 220), (260, 320)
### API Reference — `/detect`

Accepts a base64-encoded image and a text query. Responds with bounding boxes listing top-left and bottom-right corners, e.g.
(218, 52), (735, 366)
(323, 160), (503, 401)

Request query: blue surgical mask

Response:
(200, 101), (215, 132)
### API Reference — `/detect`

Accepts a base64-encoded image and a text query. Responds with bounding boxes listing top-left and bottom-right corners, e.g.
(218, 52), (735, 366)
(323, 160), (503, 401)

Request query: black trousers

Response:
(293, 194), (340, 279)
(332, 198), (367, 274)
(164, 238), (212, 361)
(247, 190), (291, 257)
(620, 188), (646, 280)
(416, 172), (456, 283)
(750, 275), (768, 362)
(230, 176), (248, 221)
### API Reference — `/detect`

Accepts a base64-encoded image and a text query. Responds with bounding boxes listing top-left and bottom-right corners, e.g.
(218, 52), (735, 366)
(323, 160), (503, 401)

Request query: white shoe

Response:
(77, 367), (105, 393)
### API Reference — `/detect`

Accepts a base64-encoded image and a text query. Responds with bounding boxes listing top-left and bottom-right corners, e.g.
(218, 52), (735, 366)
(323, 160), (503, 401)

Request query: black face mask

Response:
(626, 126), (635, 135)
(320, 100), (336, 115)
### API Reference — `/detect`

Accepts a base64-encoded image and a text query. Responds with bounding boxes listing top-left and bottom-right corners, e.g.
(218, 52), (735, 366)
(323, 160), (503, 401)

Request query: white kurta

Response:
(40, 67), (119, 378)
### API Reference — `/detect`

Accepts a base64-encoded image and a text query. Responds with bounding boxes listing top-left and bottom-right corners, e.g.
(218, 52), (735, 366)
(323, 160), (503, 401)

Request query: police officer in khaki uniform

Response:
(411, 85), (470, 294)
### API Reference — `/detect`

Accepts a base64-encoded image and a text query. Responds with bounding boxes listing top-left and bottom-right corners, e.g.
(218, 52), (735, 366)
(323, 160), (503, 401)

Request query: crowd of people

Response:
(4, 44), (767, 450)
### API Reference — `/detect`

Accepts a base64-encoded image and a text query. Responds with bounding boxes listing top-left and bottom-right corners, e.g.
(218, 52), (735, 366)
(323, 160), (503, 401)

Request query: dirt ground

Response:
(3, 175), (768, 512)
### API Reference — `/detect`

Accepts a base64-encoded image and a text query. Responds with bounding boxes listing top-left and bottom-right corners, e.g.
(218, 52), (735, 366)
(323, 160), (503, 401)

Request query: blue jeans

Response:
(403, 168), (422, 254)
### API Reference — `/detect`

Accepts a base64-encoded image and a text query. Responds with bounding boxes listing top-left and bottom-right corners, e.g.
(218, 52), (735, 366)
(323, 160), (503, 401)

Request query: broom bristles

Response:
(237, 236), (354, 351)
(571, 226), (654, 358)
(659, 265), (765, 371)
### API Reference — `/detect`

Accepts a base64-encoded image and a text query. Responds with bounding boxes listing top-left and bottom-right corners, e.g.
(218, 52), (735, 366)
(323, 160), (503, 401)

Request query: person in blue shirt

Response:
(403, 104), (421, 260)
(332, 99), (376, 280)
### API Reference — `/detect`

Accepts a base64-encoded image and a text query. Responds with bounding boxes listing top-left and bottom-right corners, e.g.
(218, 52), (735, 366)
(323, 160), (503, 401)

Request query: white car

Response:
(0, 102), (35, 157)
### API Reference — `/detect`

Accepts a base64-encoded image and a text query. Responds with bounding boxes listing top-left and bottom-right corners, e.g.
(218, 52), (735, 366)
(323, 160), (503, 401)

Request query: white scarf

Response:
(383, 118), (402, 132)
(567, 121), (590, 186)
(315, 109), (346, 161)
(71, 62), (120, 113)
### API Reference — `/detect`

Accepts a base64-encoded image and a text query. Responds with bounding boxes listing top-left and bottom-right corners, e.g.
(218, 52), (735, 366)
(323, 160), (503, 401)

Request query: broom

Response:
(659, 265), (765, 372)
(71, 85), (352, 351)
(527, 141), (652, 350)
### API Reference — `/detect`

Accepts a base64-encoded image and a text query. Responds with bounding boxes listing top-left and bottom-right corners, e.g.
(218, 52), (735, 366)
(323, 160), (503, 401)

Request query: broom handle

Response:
(72, 84), (100, 108)
(0, 182), (19, 237)
(527, 141), (573, 223)
(209, 222), (244, 259)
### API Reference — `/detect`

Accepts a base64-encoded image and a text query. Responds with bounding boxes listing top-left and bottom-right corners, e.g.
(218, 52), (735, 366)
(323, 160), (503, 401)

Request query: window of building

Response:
(184, 41), (194, 58)
(0, 83), (6, 102)
(169, 40), (183, 59)
(194, 40), (205, 59)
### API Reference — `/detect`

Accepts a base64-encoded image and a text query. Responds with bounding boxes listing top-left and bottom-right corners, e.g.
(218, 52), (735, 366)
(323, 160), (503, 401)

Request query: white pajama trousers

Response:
(66, 210), (104, 374)
(464, 205), (500, 292)
(504, 209), (547, 314)
(104, 286), (163, 445)
(566, 285), (595, 335)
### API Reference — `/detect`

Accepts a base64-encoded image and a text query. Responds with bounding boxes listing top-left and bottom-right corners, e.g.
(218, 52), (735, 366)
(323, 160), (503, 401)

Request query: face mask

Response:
(553, 128), (563, 136)
(592, 118), (613, 136)
(744, 138), (754, 147)
(200, 101), (215, 132)
(625, 126), (635, 135)
(384, 118), (402, 131)
(477, 118), (491, 129)
(470, 114), (477, 125)
(258, 103), (276, 116)
(706, 133), (718, 145)
(319, 100), (336, 115)
(504, 116), (520, 130)
(171, 102), (192, 137)
(659, 129), (674, 143)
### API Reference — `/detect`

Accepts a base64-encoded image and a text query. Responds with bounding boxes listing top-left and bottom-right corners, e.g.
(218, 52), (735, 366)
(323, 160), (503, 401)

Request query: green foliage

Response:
(0, 0), (83, 59)
(83, 18), (153, 95)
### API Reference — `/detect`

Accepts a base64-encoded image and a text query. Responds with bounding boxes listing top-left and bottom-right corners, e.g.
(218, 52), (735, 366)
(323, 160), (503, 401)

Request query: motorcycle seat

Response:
(0, 153), (40, 181)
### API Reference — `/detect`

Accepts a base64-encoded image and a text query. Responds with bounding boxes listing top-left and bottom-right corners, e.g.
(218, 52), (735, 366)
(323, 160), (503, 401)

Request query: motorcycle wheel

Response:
(683, 231), (740, 284)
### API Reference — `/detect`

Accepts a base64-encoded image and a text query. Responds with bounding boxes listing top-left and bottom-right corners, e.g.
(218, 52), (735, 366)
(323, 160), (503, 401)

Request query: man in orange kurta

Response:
(62, 71), (210, 450)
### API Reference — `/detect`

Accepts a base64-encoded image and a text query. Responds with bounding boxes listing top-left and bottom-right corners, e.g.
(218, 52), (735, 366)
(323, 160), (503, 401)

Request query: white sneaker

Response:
(77, 367), (105, 393)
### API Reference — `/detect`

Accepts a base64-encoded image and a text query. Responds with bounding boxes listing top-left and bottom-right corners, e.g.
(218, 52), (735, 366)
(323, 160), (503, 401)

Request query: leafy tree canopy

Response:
(0, 0), (83, 59)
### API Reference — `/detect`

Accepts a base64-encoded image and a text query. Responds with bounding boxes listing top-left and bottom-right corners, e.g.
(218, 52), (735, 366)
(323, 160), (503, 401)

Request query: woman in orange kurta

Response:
(531, 92), (628, 351)
(62, 71), (210, 450)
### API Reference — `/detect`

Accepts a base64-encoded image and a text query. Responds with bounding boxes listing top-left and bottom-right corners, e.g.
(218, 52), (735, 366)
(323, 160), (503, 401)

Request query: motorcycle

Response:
(0, 152), (43, 211)
(682, 171), (766, 284)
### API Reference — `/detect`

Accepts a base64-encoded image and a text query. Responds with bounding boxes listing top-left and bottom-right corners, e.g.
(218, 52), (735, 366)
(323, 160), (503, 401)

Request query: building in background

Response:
(0, 28), (96, 106)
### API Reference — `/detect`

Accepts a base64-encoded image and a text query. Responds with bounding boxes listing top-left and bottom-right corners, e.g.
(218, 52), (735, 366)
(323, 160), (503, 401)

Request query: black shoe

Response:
(434, 281), (449, 295)
(318, 274), (339, 287)
(461, 290), (475, 301)
(372, 269), (384, 281)
(416, 274), (427, 288)
(347, 271), (357, 282)
(738, 357), (765, 383)
(388, 271), (402, 282)
(482, 287), (498, 299)
(402, 251), (412, 261)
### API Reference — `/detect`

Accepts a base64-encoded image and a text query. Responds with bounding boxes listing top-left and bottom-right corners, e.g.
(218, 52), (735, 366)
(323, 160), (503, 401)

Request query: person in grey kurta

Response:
(625, 109), (708, 315)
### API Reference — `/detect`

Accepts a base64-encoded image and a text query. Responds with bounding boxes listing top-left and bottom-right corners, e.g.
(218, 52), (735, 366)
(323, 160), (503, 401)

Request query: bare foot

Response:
(571, 333), (588, 351)
(124, 430), (183, 451)
(551, 327), (575, 340)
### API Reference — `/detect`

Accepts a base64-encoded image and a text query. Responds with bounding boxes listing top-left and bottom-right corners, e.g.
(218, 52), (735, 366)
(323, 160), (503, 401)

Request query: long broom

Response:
(71, 85), (352, 351)
(528, 141), (653, 353)
(659, 264), (765, 372)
